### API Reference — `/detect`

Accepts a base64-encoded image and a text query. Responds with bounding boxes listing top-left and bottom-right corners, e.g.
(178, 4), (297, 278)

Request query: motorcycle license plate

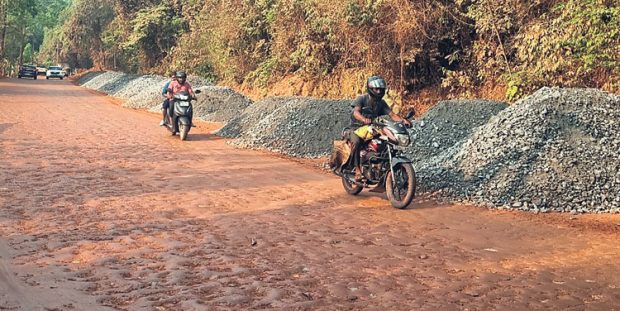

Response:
(178, 101), (190, 107)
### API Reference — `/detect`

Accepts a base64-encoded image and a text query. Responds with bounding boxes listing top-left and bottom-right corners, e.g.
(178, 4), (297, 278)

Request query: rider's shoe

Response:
(159, 120), (165, 126)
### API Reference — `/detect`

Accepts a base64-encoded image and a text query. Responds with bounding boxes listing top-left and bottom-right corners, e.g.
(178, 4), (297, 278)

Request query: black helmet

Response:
(367, 75), (387, 99)
(175, 71), (187, 83)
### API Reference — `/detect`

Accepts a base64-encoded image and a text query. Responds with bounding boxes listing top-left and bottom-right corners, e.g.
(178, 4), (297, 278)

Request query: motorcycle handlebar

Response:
(370, 118), (412, 128)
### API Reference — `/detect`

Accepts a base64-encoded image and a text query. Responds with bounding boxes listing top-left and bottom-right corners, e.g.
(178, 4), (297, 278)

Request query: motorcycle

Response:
(164, 90), (201, 140)
(333, 111), (416, 209)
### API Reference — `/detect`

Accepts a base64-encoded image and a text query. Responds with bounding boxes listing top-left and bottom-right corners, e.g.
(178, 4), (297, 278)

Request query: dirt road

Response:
(1, 78), (620, 310)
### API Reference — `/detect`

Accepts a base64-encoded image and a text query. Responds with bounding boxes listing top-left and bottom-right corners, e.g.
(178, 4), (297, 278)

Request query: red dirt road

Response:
(1, 78), (620, 310)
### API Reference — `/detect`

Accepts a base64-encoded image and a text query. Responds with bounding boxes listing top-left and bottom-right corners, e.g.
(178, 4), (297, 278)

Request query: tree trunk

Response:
(18, 26), (25, 65)
(0, 0), (7, 61)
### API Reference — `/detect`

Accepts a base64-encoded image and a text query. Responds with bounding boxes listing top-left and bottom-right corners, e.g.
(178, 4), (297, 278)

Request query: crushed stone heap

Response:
(191, 86), (252, 123)
(404, 100), (508, 177)
(226, 97), (353, 158)
(427, 88), (620, 213)
(76, 71), (251, 123)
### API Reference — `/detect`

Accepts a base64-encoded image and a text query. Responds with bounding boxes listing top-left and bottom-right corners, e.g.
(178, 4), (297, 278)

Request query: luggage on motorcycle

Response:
(328, 140), (351, 171)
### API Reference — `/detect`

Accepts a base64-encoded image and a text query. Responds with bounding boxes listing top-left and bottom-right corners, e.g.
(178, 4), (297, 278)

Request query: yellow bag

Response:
(354, 125), (375, 141)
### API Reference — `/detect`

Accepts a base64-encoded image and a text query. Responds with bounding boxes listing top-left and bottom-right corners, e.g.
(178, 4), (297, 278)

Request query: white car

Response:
(36, 65), (47, 76)
(46, 66), (66, 80)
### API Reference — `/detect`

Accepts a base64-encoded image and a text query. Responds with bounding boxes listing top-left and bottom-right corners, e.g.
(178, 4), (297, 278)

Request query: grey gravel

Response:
(226, 97), (353, 158)
(424, 88), (620, 213)
(119, 75), (169, 109)
(191, 86), (252, 122)
(75, 71), (255, 123)
(404, 100), (507, 180)
(218, 96), (301, 138)
(81, 71), (129, 92)
(75, 71), (105, 85)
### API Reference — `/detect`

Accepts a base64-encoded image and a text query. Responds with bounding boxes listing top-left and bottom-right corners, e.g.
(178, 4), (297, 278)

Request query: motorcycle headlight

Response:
(175, 94), (190, 101)
(396, 133), (410, 146)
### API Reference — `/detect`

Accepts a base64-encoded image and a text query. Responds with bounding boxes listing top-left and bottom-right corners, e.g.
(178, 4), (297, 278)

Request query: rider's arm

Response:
(162, 81), (170, 97)
(388, 110), (411, 126)
(166, 83), (174, 100)
(353, 106), (371, 125)
(385, 102), (411, 126)
(352, 96), (371, 124)
(184, 81), (196, 99)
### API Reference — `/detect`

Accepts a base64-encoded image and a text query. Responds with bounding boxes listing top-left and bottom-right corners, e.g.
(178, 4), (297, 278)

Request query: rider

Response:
(349, 75), (411, 181)
(166, 71), (197, 124)
(159, 72), (176, 126)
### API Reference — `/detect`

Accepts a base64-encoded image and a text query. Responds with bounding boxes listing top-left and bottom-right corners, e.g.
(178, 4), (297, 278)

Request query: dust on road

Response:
(1, 78), (619, 310)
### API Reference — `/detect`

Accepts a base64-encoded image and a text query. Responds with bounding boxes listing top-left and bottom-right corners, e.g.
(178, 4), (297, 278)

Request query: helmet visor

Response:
(368, 78), (386, 89)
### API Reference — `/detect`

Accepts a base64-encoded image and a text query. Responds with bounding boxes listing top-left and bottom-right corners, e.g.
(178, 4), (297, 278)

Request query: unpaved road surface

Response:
(1, 78), (620, 310)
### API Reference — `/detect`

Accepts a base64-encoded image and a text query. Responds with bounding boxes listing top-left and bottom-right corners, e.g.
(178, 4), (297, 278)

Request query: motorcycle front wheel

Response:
(386, 163), (416, 209)
(179, 124), (189, 140)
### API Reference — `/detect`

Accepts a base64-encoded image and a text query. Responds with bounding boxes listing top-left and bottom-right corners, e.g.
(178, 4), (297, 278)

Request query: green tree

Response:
(124, 4), (186, 70)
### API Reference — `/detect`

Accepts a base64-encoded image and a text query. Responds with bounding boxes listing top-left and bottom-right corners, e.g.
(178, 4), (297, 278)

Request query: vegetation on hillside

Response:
(4, 0), (619, 103)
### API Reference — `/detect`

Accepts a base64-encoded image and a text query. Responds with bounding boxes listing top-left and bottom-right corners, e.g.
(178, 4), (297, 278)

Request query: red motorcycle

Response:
(333, 111), (416, 209)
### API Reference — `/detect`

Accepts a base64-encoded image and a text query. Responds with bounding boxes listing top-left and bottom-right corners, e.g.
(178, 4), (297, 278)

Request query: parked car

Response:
(36, 65), (47, 75)
(18, 65), (38, 79)
(46, 66), (66, 80)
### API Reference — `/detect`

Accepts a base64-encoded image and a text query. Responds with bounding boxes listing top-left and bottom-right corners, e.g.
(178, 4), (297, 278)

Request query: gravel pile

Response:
(191, 86), (252, 122)
(404, 100), (507, 171)
(75, 71), (104, 85)
(119, 75), (169, 109)
(229, 97), (353, 158)
(74, 71), (255, 123)
(81, 71), (128, 91)
(217, 96), (298, 138)
(426, 88), (620, 213)
(99, 74), (140, 96)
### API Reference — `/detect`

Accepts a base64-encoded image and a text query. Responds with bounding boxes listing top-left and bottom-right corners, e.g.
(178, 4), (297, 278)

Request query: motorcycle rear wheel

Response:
(341, 175), (362, 195)
(386, 163), (416, 209)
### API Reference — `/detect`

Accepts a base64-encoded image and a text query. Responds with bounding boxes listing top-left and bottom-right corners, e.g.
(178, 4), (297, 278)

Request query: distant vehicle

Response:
(36, 65), (47, 75)
(46, 66), (65, 80)
(18, 65), (38, 79)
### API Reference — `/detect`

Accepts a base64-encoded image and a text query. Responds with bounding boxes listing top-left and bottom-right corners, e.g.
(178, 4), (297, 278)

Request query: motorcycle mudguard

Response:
(178, 116), (191, 125)
(390, 157), (412, 169)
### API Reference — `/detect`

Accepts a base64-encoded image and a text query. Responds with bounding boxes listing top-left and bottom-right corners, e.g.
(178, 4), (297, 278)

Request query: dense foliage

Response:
(0, 0), (70, 74)
(6, 0), (620, 102)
